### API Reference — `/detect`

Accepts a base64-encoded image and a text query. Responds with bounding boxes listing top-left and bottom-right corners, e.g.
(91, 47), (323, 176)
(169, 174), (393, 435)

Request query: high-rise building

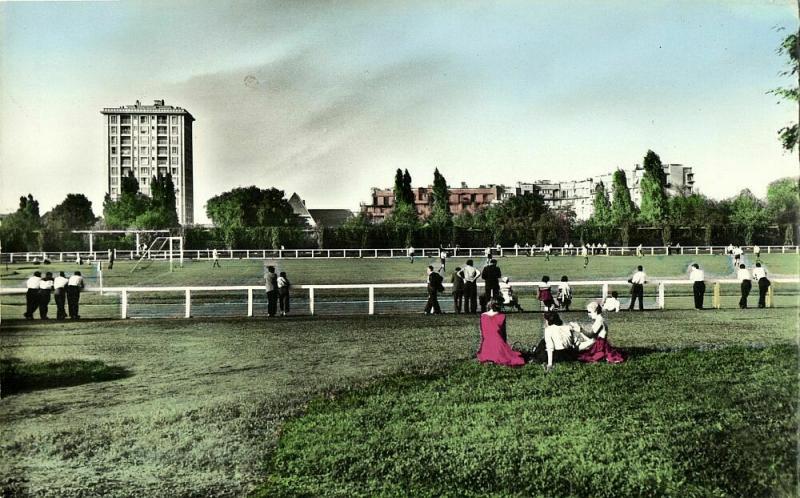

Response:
(101, 99), (195, 224)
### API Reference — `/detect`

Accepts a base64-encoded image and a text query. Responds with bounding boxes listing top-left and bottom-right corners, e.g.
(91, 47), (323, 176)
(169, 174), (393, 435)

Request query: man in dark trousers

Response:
(752, 262), (770, 308)
(688, 263), (705, 310)
(451, 266), (465, 313)
(459, 259), (480, 314)
(737, 264), (752, 309)
(53, 271), (69, 320)
(66, 271), (85, 319)
(265, 265), (278, 317)
(627, 265), (646, 311)
(39, 271), (54, 319)
(424, 265), (443, 314)
(481, 259), (502, 303)
(24, 271), (42, 320)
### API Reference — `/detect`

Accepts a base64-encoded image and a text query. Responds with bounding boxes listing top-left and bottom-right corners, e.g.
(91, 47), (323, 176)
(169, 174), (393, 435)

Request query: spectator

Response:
(459, 260), (480, 314)
(38, 271), (54, 319)
(277, 271), (291, 316)
(66, 271), (85, 319)
(53, 271), (68, 320)
(602, 291), (621, 312)
(752, 262), (770, 308)
(737, 263), (751, 309)
(23, 271), (42, 320)
(407, 245), (415, 263)
(627, 265), (646, 311)
(689, 263), (705, 310)
(499, 277), (524, 312)
(532, 311), (593, 371)
(265, 266), (278, 317)
(556, 275), (572, 311)
(451, 266), (465, 314)
(481, 259), (502, 304)
(476, 298), (525, 367)
(425, 265), (444, 314)
(576, 302), (626, 364)
(537, 275), (556, 311)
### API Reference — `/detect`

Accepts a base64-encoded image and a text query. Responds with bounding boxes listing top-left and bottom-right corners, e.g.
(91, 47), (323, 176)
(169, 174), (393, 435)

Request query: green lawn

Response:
(1, 309), (797, 497)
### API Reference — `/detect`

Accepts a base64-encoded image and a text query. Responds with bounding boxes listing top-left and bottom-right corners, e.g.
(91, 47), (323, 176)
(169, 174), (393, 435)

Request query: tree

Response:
(639, 150), (669, 225)
(402, 169), (415, 205)
(205, 186), (301, 247)
(728, 189), (770, 245)
(591, 181), (612, 225)
(136, 173), (179, 228)
(393, 169), (406, 207)
(103, 172), (149, 229)
(769, 28), (799, 155)
(0, 194), (43, 251)
(610, 169), (637, 225)
(41, 194), (97, 250)
(766, 177), (800, 225)
(429, 168), (451, 226)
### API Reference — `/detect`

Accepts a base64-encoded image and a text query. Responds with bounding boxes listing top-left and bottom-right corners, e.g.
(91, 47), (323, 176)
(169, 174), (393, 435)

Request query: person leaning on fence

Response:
(737, 263), (752, 309)
(627, 265), (646, 311)
(689, 263), (705, 310)
(481, 259), (502, 303)
(459, 260), (480, 314)
(212, 248), (221, 268)
(451, 266), (465, 313)
(277, 271), (291, 316)
(23, 271), (42, 320)
(53, 271), (68, 320)
(424, 265), (444, 314)
(38, 271), (54, 319)
(265, 266), (279, 317)
(476, 298), (525, 367)
(752, 262), (770, 309)
(66, 271), (85, 319)
(556, 275), (572, 311)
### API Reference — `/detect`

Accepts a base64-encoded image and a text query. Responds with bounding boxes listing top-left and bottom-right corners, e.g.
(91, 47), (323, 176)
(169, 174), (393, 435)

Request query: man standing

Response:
(39, 272), (54, 319)
(689, 263), (705, 310)
(66, 271), (85, 319)
(53, 271), (69, 320)
(581, 245), (589, 269)
(459, 259), (480, 313)
(481, 259), (502, 303)
(753, 245), (761, 262)
(484, 247), (492, 266)
(24, 271), (42, 320)
(439, 246), (448, 271)
(108, 249), (115, 270)
(424, 265), (443, 314)
(752, 262), (770, 308)
(627, 265), (646, 311)
(407, 245), (415, 264)
(737, 264), (752, 309)
(544, 243), (551, 262)
(451, 266), (464, 313)
(212, 249), (221, 268)
(636, 244), (643, 258)
(265, 265), (278, 317)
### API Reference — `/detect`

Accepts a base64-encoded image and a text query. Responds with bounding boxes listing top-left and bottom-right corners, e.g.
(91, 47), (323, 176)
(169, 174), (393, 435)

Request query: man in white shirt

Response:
(67, 271), (85, 319)
(602, 291), (621, 312)
(752, 262), (770, 308)
(38, 272), (54, 319)
(212, 248), (221, 268)
(627, 265), (647, 311)
(636, 244), (643, 258)
(24, 271), (42, 320)
(689, 263), (705, 309)
(581, 245), (589, 269)
(53, 271), (69, 320)
(407, 246), (415, 263)
(458, 260), (481, 314)
(737, 264), (751, 309)
(438, 247), (448, 271)
(753, 245), (761, 262)
(543, 243), (551, 261)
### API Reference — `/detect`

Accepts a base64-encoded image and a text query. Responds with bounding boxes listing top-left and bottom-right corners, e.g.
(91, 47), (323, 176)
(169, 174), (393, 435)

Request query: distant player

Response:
(543, 243), (551, 261)
(212, 248), (221, 268)
(636, 244), (643, 258)
(753, 245), (761, 262)
(407, 245), (415, 263)
(439, 246), (448, 271)
(581, 245), (589, 269)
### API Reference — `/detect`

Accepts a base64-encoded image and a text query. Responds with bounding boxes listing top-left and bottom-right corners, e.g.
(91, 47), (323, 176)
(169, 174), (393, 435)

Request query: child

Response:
(556, 275), (572, 311)
(602, 291), (621, 312)
(277, 271), (291, 316)
(537, 275), (556, 311)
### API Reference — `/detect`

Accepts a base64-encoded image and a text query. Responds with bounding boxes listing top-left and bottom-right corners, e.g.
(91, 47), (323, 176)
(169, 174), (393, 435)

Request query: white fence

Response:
(2, 278), (797, 319)
(2, 245), (799, 264)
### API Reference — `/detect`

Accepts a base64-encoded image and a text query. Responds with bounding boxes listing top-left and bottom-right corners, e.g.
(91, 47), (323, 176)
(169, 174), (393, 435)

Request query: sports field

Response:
(1, 254), (798, 497)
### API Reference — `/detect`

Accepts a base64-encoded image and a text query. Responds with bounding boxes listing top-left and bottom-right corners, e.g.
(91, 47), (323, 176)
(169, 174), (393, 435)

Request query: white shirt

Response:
(630, 271), (646, 285)
(460, 265), (480, 283)
(689, 268), (704, 282)
(557, 282), (572, 299)
(545, 323), (594, 352)
(753, 245), (760, 253)
(590, 315), (608, 339)
(752, 267), (767, 280)
(602, 297), (621, 312)
(68, 275), (84, 287)
(737, 268), (751, 282)
(212, 249), (219, 259)
(581, 247), (588, 256)
(499, 281), (513, 303)
(39, 279), (54, 290)
(408, 247), (414, 255)
(733, 247), (743, 256)
(440, 251), (447, 259)
(484, 248), (491, 256)
(636, 244), (642, 251)
(26, 276), (42, 289)
(54, 276), (68, 289)
(277, 276), (289, 288)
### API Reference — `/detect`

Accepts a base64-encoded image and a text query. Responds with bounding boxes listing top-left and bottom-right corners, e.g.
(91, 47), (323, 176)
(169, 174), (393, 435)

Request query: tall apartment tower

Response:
(101, 99), (195, 225)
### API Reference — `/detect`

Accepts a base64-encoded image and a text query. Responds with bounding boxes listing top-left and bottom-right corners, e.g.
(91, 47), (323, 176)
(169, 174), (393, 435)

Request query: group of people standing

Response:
(24, 270), (84, 320)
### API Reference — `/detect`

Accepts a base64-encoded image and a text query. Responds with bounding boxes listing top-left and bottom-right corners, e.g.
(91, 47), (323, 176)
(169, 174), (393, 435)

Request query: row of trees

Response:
(0, 194), (97, 252)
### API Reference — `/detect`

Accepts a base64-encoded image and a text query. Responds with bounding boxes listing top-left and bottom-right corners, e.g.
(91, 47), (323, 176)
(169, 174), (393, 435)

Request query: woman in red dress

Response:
(577, 302), (625, 364)
(476, 299), (526, 367)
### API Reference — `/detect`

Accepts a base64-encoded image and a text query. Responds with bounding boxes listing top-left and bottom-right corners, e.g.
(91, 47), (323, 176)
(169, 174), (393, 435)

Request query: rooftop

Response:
(101, 99), (195, 120)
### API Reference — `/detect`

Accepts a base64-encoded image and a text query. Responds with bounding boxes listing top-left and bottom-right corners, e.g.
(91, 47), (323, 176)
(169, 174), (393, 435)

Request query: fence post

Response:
(713, 282), (721, 309)
(185, 290), (191, 318)
(60, 252), (64, 262)
(768, 246), (771, 254)
(247, 288), (254, 317)
(374, 249), (378, 258)
(368, 286), (375, 315)
(602, 283), (608, 300)
(650, 247), (654, 255)
(695, 247), (698, 255)
(657, 282), (665, 309)
(309, 287), (315, 315)
(246, 250), (250, 259)
(122, 289), (128, 320)
(782, 246), (786, 254)
(767, 285), (774, 308)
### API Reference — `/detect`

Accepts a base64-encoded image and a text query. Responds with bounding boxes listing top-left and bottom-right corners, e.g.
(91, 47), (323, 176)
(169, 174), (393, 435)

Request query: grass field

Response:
(1, 308), (797, 497)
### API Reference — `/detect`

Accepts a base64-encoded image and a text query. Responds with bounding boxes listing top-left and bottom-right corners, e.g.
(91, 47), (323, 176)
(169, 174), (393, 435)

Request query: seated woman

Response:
(531, 311), (595, 370)
(476, 299), (526, 367)
(577, 302), (626, 364)
(499, 277), (524, 312)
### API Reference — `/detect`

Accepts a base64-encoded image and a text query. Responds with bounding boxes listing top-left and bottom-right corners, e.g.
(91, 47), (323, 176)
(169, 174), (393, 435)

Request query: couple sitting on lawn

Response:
(476, 300), (625, 369)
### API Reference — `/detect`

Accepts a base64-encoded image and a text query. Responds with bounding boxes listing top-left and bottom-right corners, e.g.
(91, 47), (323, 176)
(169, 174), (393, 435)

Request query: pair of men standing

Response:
(738, 262), (770, 309)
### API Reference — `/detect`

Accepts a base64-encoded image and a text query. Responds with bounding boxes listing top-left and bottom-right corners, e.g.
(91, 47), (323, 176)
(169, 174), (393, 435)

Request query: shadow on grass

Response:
(0, 358), (131, 397)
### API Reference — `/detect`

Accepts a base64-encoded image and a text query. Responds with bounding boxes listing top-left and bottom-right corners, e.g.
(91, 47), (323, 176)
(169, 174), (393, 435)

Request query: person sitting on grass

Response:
(530, 311), (594, 371)
(499, 277), (524, 312)
(602, 291), (621, 312)
(576, 302), (626, 364)
(476, 298), (525, 367)
(537, 275), (556, 311)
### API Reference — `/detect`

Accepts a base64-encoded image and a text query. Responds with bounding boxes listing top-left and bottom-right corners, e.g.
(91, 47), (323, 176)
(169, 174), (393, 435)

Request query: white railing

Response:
(2, 245), (799, 263)
(2, 278), (797, 319)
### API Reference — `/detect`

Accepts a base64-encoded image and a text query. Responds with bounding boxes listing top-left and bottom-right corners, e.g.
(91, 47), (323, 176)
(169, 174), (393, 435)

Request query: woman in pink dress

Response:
(577, 302), (625, 364)
(476, 299), (526, 367)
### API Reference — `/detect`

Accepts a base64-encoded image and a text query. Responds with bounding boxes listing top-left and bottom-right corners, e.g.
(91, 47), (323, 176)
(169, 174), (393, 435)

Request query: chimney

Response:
(154, 99), (165, 106)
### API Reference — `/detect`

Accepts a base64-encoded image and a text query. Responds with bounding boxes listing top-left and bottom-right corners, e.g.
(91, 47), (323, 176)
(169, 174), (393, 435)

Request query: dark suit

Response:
(425, 272), (443, 314)
(451, 272), (464, 313)
(481, 265), (501, 302)
(265, 272), (278, 317)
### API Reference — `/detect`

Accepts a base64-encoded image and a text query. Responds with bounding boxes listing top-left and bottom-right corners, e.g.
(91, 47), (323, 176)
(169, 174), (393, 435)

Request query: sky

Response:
(0, 0), (797, 224)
